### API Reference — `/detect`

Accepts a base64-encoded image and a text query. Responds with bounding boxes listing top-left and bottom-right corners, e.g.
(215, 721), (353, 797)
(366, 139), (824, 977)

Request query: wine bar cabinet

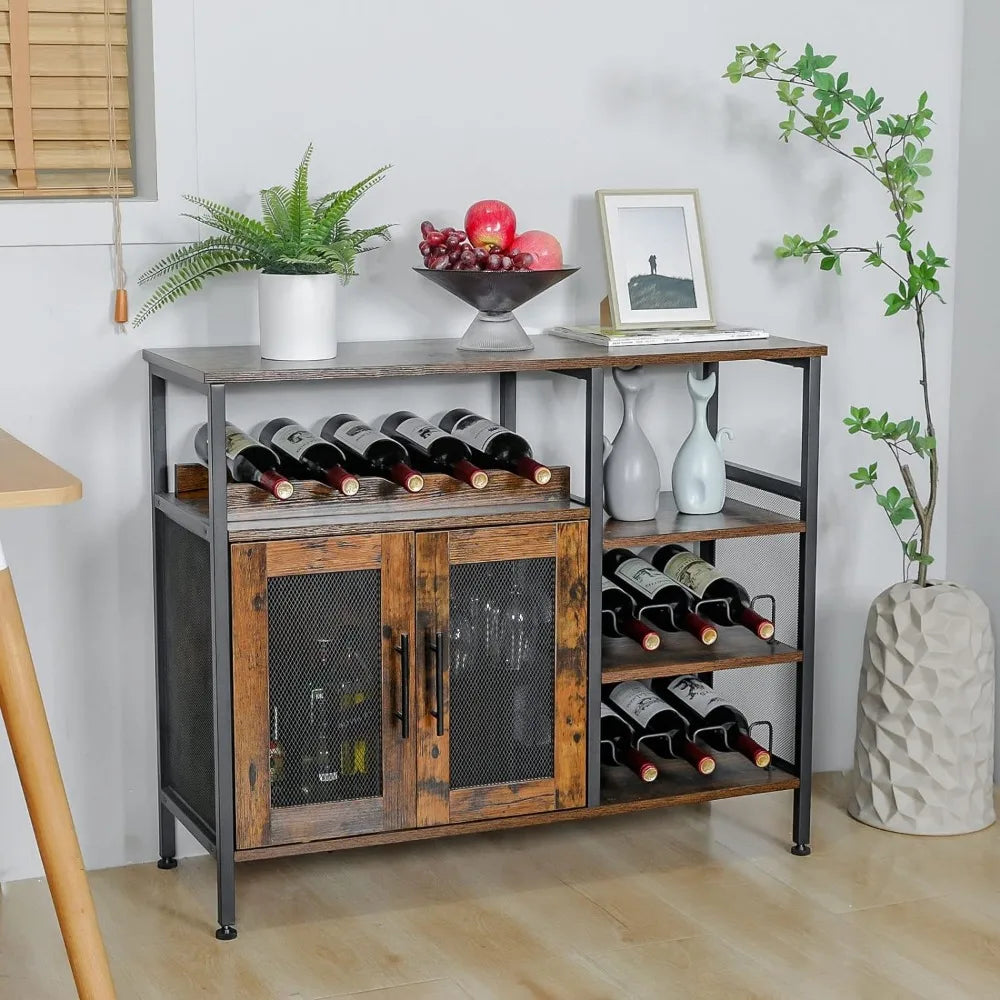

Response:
(144, 333), (825, 939)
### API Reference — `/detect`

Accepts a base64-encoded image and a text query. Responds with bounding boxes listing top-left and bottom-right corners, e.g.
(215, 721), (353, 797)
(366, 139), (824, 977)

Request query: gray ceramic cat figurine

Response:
(603, 366), (661, 521)
(671, 370), (733, 514)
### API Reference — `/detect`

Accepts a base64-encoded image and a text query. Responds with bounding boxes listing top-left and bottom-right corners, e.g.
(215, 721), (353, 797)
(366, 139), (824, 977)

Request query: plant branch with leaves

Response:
(726, 43), (946, 585)
(134, 145), (392, 326)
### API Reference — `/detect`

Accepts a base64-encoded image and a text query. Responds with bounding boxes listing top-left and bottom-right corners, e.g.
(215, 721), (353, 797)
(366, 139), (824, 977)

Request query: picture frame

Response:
(596, 189), (714, 329)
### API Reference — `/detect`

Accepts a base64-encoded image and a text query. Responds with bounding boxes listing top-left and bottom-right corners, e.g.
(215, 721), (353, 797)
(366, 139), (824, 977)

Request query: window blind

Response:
(0, 0), (132, 198)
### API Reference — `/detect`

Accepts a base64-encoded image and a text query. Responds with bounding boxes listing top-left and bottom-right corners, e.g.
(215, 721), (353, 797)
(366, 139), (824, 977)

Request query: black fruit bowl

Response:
(414, 266), (579, 351)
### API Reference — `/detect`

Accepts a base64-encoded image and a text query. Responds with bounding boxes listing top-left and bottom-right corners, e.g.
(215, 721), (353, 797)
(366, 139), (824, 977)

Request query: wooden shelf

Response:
(603, 492), (804, 549)
(598, 756), (798, 814)
(143, 333), (827, 385)
(601, 630), (802, 684)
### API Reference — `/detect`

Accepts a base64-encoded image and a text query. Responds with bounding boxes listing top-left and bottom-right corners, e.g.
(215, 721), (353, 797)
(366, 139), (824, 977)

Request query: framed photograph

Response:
(596, 189), (714, 329)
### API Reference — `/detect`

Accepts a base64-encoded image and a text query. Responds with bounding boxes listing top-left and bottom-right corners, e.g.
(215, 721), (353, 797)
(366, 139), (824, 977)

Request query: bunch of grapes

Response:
(417, 221), (535, 272)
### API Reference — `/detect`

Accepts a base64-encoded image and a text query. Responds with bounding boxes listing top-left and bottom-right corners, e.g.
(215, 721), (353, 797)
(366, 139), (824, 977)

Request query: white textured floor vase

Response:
(849, 581), (996, 835)
(258, 273), (338, 361)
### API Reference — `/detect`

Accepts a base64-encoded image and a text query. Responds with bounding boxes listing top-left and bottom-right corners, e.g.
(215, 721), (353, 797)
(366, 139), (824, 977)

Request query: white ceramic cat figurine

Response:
(603, 366), (661, 521)
(671, 370), (733, 515)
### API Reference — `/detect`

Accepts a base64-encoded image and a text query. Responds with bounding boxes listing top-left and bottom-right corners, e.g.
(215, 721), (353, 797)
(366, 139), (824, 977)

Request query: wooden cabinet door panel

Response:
(231, 533), (415, 850)
(415, 521), (588, 826)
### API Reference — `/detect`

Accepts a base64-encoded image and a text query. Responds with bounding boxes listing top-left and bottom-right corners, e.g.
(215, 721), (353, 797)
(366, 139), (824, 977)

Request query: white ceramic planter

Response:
(848, 580), (996, 835)
(258, 273), (338, 361)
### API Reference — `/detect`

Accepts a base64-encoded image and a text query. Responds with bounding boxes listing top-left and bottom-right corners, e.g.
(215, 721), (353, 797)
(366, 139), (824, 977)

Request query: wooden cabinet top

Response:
(143, 333), (826, 385)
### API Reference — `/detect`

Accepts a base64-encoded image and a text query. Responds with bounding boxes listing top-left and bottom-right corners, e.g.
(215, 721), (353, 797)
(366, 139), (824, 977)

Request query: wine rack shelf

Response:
(603, 492), (805, 549)
(601, 632), (802, 685)
(144, 332), (824, 940)
(598, 756), (799, 813)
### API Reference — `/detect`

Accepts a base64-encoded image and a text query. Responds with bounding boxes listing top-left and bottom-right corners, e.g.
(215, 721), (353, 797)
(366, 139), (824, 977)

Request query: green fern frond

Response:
(310, 165), (391, 243)
(259, 185), (293, 240)
(137, 238), (250, 285)
(132, 252), (252, 326)
(288, 144), (315, 243)
(350, 225), (392, 248)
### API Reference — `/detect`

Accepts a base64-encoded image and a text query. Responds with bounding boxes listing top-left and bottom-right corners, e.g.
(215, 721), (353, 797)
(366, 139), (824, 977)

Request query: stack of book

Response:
(547, 325), (769, 348)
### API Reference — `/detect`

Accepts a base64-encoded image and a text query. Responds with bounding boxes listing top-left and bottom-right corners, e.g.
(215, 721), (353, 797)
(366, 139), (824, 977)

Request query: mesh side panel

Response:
(449, 558), (556, 789)
(156, 512), (216, 834)
(712, 662), (798, 765)
(711, 480), (802, 767)
(267, 571), (383, 809)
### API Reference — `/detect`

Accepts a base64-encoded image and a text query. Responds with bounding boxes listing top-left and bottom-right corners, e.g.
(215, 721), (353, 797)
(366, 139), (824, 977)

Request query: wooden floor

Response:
(2, 773), (999, 1000)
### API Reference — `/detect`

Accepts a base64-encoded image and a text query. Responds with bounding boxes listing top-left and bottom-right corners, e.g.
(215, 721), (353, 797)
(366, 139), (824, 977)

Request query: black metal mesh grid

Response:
(156, 512), (216, 833)
(449, 558), (556, 789)
(267, 570), (383, 808)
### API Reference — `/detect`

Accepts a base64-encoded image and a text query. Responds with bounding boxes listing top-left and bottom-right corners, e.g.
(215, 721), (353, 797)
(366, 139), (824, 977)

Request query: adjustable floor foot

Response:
(216, 924), (238, 941)
(791, 843), (812, 857)
(157, 856), (178, 870)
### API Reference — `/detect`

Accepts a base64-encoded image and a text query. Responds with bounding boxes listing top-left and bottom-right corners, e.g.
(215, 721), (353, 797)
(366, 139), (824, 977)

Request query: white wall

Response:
(0, 0), (964, 881)
(948, 0), (1000, 769)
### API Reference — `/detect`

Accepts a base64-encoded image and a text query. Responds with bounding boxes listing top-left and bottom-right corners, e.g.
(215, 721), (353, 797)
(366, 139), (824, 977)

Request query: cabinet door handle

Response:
(393, 632), (410, 739)
(428, 630), (446, 737)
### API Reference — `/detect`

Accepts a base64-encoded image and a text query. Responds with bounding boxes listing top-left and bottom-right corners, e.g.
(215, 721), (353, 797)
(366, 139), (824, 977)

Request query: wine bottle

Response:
(602, 549), (718, 646)
(653, 675), (771, 768)
(604, 681), (716, 774)
(437, 408), (551, 485)
(600, 702), (658, 782)
(308, 640), (339, 796)
(319, 414), (424, 493)
(380, 411), (488, 489)
(194, 422), (293, 500)
(257, 417), (359, 496)
(601, 577), (660, 651)
(269, 706), (286, 786)
(643, 544), (775, 640)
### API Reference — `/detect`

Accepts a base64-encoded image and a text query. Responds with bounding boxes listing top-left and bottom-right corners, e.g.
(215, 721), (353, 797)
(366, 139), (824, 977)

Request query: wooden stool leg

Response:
(0, 555), (116, 1000)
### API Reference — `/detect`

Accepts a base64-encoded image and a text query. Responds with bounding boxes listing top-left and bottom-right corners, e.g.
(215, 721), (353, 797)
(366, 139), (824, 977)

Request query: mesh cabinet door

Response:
(415, 523), (587, 827)
(231, 534), (416, 850)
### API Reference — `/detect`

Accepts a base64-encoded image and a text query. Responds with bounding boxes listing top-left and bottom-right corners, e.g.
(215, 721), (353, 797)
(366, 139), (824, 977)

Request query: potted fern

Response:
(134, 146), (391, 361)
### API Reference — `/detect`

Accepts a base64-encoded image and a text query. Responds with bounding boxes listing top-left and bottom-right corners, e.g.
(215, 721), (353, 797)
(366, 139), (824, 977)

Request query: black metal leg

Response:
(149, 372), (179, 871)
(584, 368), (605, 806)
(208, 385), (238, 938)
(499, 371), (517, 429)
(793, 356), (821, 856)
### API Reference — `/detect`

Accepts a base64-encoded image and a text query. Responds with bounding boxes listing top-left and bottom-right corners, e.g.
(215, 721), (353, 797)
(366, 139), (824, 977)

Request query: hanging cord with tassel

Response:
(104, 0), (127, 330)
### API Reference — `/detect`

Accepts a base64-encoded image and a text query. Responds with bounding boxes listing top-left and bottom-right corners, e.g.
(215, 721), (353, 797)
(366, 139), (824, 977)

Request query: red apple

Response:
(510, 230), (563, 270)
(464, 200), (517, 252)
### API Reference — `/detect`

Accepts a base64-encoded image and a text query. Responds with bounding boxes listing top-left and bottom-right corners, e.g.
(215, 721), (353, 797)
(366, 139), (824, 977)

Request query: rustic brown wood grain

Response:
(265, 535), (382, 576)
(268, 797), (386, 845)
(144, 333), (827, 385)
(447, 523), (557, 565)
(173, 463), (571, 514)
(601, 632), (803, 684)
(414, 532), (450, 829)
(230, 543), (271, 850)
(603, 493), (806, 549)
(554, 521), (588, 810)
(381, 532), (417, 832)
(233, 760), (799, 861)
(227, 501), (587, 542)
(448, 779), (557, 823)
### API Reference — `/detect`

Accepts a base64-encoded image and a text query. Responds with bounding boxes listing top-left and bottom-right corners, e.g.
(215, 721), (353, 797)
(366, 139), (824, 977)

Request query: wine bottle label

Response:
(609, 681), (670, 730)
(601, 577), (617, 593)
(395, 416), (450, 449)
(330, 419), (389, 453)
(600, 702), (621, 720)
(224, 426), (262, 460)
(269, 424), (325, 462)
(452, 414), (507, 451)
(614, 557), (672, 600)
(663, 551), (726, 598)
(667, 675), (728, 715)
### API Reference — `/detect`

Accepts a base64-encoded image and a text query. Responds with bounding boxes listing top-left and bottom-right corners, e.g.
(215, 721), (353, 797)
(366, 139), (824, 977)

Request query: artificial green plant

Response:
(726, 43), (945, 585)
(134, 145), (391, 326)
